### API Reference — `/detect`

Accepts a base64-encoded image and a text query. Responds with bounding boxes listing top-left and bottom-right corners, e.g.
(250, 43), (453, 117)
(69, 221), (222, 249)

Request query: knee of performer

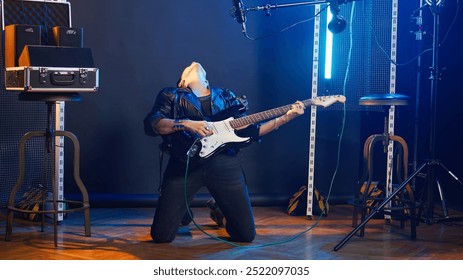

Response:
(230, 227), (256, 243)
(150, 228), (175, 243)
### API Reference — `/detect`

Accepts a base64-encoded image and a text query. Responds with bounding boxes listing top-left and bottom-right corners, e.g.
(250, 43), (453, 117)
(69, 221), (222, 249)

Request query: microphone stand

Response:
(411, 1), (424, 191)
(419, 0), (463, 224)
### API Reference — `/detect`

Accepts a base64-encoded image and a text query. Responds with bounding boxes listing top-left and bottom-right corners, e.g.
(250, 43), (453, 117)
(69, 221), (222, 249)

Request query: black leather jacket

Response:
(143, 87), (260, 158)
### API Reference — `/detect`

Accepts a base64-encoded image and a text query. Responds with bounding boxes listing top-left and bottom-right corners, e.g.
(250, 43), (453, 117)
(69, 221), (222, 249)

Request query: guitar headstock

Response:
(312, 95), (346, 108)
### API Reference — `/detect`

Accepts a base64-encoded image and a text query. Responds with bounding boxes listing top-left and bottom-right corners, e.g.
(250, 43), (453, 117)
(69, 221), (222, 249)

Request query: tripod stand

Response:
(416, 0), (463, 224)
(334, 0), (463, 251)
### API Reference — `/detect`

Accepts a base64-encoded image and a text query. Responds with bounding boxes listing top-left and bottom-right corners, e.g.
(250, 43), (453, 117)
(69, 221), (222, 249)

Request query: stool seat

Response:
(18, 92), (82, 102)
(359, 93), (410, 106)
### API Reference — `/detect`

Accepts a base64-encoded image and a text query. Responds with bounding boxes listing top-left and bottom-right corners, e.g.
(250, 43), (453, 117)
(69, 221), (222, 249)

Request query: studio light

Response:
(325, 9), (334, 79)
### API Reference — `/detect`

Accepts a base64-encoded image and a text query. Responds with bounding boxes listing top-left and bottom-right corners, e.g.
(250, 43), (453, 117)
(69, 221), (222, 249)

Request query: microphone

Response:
(328, 0), (347, 34)
(230, 0), (247, 33)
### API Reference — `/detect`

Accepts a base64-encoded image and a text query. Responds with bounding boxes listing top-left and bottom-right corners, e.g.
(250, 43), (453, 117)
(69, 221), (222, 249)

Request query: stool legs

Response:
(352, 135), (378, 237)
(5, 130), (91, 246)
(59, 130), (91, 238)
(5, 131), (41, 242)
(352, 134), (416, 239)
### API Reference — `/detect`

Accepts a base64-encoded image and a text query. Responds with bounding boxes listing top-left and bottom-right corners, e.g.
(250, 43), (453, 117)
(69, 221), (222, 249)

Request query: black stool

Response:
(5, 92), (91, 246)
(352, 93), (417, 239)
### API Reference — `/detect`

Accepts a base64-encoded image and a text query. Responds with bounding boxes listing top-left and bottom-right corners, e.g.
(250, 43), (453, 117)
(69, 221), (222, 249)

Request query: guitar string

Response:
(230, 97), (336, 128)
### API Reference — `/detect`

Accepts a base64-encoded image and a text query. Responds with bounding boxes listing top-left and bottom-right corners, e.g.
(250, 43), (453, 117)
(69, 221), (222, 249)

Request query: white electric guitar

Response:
(169, 94), (346, 163)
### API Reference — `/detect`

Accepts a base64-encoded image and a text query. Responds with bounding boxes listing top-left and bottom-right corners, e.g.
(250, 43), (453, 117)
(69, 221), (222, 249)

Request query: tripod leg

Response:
(437, 162), (463, 186)
(422, 162), (463, 223)
(435, 179), (449, 219)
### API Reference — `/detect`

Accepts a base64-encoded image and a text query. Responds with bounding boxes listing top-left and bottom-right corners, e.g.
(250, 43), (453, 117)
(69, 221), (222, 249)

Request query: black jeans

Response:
(151, 152), (256, 243)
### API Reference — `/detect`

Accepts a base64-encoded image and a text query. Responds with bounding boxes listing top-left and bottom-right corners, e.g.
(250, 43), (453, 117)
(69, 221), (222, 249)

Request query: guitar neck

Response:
(229, 99), (315, 129)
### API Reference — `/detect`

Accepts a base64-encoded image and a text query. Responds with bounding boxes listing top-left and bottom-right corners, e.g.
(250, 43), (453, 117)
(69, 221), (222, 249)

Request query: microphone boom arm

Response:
(234, 0), (356, 35)
(247, 0), (328, 14)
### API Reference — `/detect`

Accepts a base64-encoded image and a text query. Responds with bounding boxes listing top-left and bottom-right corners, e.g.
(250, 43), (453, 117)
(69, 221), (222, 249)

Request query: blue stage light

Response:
(324, 8), (334, 79)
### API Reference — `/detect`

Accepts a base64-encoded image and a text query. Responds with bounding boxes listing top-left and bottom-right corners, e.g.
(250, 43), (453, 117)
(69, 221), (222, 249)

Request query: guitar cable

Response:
(187, 139), (200, 157)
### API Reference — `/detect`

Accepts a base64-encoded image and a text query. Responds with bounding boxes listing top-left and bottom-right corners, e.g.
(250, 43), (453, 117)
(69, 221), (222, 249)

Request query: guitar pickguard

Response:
(198, 117), (251, 159)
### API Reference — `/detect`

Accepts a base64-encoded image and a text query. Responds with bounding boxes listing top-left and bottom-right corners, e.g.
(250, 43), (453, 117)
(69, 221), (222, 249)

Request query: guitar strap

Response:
(235, 93), (249, 111)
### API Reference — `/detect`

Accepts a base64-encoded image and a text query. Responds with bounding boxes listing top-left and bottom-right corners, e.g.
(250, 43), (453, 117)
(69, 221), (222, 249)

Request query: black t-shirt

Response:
(199, 95), (212, 117)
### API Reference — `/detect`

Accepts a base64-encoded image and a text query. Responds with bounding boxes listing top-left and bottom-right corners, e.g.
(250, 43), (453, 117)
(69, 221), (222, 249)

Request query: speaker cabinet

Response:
(4, 24), (42, 67)
(50, 26), (83, 47)
(19, 45), (94, 67)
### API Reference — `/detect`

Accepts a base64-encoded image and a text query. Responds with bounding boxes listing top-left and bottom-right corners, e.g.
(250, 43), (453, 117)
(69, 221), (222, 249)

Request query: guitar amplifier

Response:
(5, 66), (99, 92)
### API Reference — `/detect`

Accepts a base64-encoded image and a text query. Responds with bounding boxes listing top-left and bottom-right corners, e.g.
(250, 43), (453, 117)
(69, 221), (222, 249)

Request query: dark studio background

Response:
(36, 1), (463, 210)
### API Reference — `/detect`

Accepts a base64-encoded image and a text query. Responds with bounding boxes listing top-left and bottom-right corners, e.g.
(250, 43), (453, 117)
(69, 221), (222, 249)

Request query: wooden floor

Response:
(1, 204), (463, 260)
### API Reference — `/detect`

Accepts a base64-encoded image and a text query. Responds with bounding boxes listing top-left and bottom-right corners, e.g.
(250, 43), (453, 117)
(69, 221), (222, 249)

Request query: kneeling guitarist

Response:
(144, 61), (319, 243)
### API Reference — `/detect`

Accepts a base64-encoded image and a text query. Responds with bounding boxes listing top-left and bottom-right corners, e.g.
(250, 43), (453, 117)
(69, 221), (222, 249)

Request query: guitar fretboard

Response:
(229, 99), (316, 129)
